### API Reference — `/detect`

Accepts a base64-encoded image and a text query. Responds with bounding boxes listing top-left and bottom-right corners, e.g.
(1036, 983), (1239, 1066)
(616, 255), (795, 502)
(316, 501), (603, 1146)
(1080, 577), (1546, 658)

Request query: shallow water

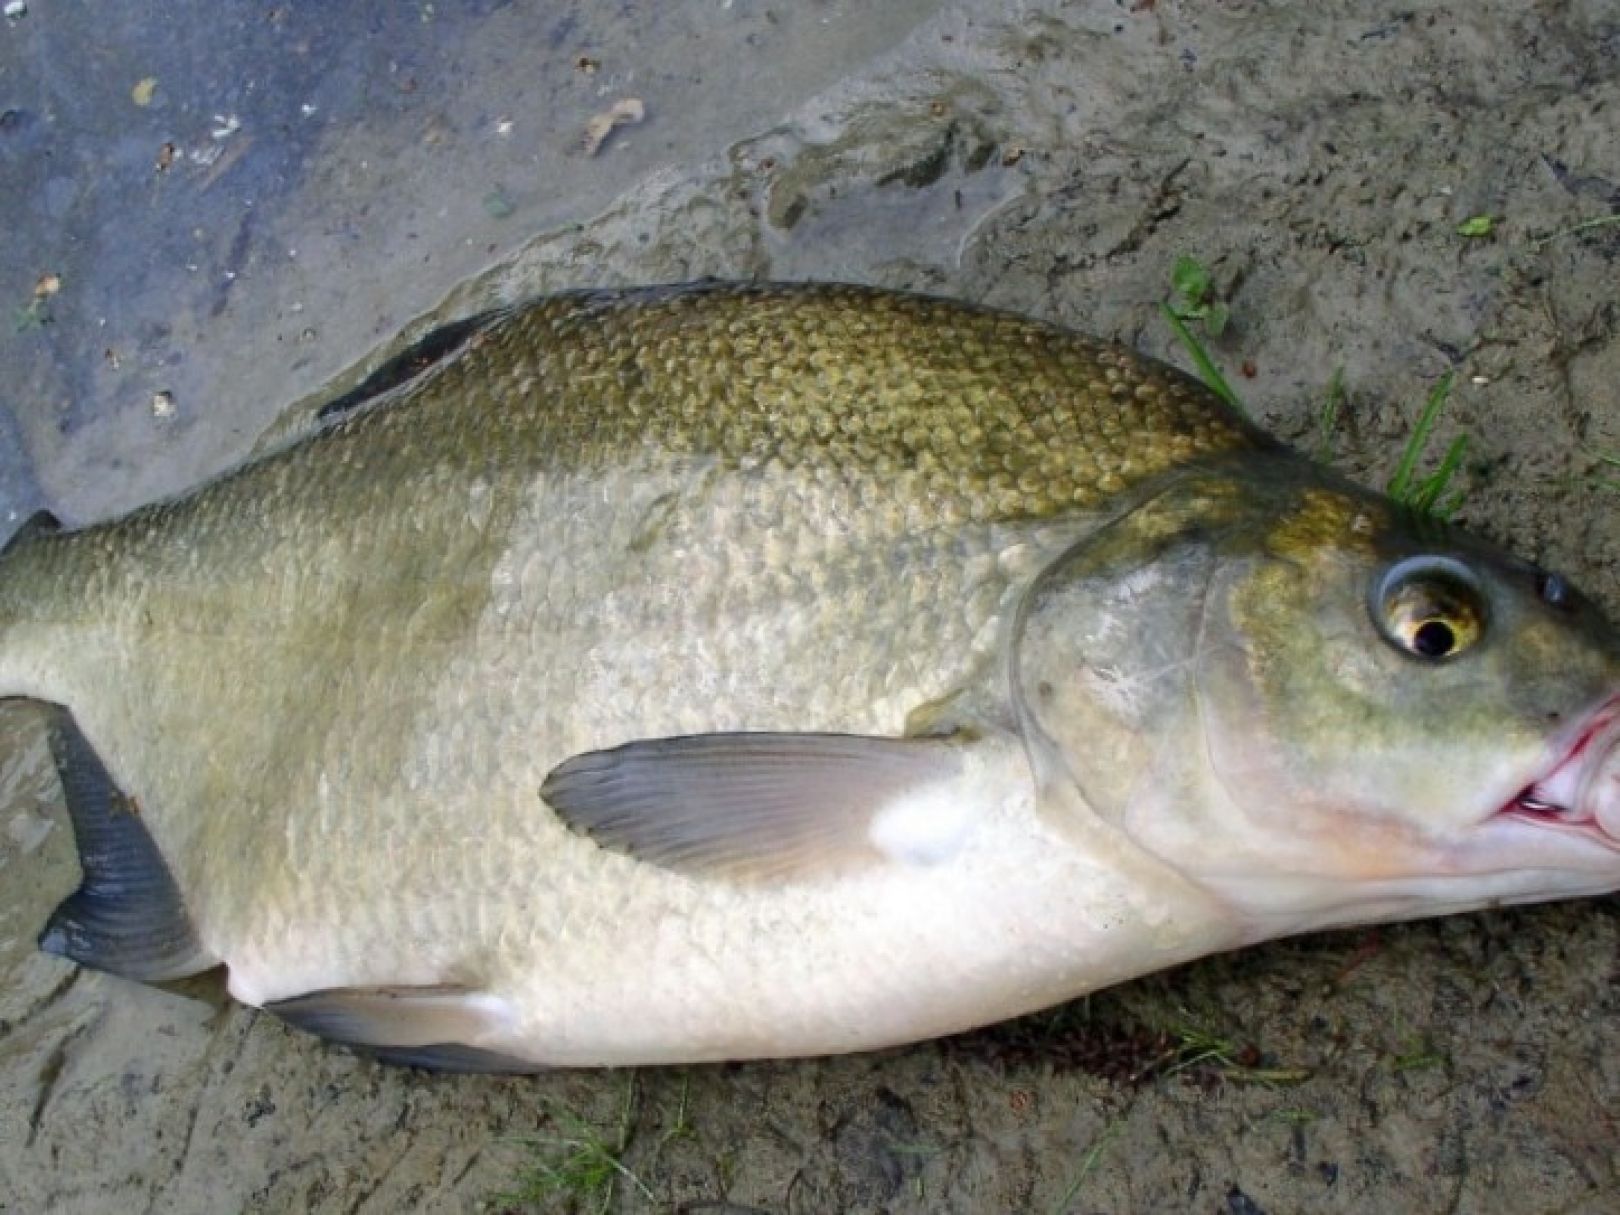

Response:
(4, 1), (1620, 1211)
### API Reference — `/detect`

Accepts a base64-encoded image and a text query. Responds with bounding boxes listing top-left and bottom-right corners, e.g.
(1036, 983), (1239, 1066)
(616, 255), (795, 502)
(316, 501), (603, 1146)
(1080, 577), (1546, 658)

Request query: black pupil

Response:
(1412, 618), (1456, 657)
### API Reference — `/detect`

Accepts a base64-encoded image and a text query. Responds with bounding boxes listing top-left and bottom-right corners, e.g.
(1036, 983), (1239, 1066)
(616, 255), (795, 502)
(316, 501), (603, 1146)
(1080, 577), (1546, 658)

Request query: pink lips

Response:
(1506, 700), (1620, 846)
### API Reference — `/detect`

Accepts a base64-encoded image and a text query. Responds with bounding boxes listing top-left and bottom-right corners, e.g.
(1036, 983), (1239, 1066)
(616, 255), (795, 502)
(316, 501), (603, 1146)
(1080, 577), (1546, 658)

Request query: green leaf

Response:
(1456, 215), (1495, 238)
(1171, 255), (1212, 306)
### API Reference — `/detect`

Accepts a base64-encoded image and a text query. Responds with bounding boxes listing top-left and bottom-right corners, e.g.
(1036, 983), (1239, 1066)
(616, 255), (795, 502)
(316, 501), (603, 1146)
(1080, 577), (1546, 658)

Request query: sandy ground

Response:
(3, 1), (1620, 1211)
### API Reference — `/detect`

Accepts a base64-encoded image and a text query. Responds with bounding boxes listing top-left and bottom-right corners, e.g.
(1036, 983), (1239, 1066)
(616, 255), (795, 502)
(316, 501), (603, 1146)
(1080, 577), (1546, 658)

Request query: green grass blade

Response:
(1532, 212), (1620, 251)
(1410, 433), (1469, 517)
(1050, 1119), (1125, 1215)
(1387, 370), (1455, 503)
(1158, 302), (1248, 418)
(1316, 366), (1346, 461)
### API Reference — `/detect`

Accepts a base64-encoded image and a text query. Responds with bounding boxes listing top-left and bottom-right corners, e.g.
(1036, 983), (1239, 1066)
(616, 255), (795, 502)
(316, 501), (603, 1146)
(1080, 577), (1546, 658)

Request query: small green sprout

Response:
(1162, 1024), (1241, 1076)
(1392, 1038), (1448, 1073)
(1586, 449), (1620, 494)
(1160, 255), (1247, 415)
(1159, 302), (1247, 417)
(1530, 212), (1620, 251)
(1386, 371), (1468, 518)
(1167, 255), (1230, 336)
(1163, 1024), (1310, 1085)
(1456, 215), (1495, 238)
(649, 1074), (694, 1167)
(1050, 1118), (1125, 1215)
(1158, 259), (1470, 518)
(494, 1076), (652, 1213)
(1316, 366), (1346, 461)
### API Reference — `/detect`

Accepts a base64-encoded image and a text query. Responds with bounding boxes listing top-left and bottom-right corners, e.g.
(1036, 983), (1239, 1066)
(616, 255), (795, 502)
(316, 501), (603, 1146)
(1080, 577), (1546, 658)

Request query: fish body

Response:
(2, 283), (1618, 1069)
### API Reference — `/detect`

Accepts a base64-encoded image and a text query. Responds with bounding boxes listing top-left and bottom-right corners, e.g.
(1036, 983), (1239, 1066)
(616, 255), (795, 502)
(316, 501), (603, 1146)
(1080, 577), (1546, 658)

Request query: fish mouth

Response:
(1497, 696), (1620, 853)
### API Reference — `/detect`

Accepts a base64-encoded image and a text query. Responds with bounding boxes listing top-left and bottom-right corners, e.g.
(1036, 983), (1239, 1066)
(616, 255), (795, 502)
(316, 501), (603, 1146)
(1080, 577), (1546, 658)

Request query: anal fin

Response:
(266, 984), (544, 1074)
(39, 708), (213, 981)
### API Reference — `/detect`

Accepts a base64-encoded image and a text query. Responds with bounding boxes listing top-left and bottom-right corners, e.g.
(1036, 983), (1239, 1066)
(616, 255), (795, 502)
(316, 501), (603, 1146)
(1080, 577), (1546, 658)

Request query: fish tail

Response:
(0, 512), (214, 979)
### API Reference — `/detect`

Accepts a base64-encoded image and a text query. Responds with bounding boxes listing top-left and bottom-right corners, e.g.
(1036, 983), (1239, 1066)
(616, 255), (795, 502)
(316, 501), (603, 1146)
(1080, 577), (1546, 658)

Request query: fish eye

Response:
(1373, 557), (1486, 661)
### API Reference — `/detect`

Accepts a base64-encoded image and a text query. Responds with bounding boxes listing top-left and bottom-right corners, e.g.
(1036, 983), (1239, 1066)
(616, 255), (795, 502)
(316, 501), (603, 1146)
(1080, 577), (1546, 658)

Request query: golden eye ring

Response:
(1372, 556), (1486, 661)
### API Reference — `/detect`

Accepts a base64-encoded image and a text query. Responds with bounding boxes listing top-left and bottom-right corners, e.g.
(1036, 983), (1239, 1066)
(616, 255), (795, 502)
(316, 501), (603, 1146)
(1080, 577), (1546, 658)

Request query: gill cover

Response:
(1012, 468), (1242, 857)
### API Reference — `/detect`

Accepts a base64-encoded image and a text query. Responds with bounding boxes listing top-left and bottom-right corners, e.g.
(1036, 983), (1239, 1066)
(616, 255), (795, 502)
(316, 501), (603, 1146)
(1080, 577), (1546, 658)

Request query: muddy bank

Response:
(3, 1), (1620, 1211)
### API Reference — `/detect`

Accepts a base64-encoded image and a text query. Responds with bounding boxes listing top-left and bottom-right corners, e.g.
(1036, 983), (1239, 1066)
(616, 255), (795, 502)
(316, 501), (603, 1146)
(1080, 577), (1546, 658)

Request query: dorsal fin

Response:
(316, 308), (505, 427)
(246, 308), (510, 457)
(2, 509), (61, 556)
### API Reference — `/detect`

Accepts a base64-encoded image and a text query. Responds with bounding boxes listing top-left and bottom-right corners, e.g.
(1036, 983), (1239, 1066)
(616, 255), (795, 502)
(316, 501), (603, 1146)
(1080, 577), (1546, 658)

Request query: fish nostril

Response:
(1536, 571), (1573, 610)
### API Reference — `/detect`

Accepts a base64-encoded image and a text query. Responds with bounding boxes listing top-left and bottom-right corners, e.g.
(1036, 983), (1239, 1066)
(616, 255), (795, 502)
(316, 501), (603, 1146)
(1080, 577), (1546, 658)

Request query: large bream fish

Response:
(3, 283), (1618, 1071)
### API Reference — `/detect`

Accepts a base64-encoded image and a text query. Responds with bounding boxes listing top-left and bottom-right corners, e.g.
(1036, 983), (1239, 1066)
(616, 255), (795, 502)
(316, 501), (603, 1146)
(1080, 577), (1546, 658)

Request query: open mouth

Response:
(1501, 698), (1620, 848)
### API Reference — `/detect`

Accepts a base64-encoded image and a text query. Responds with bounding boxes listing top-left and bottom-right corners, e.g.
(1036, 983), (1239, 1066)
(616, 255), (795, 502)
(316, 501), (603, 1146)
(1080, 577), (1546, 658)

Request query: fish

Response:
(2, 281), (1618, 1072)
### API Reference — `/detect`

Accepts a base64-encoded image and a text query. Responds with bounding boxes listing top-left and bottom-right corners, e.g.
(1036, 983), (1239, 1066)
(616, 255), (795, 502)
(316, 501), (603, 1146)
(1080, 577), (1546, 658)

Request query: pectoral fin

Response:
(38, 708), (213, 981)
(265, 984), (544, 1074)
(540, 731), (974, 880)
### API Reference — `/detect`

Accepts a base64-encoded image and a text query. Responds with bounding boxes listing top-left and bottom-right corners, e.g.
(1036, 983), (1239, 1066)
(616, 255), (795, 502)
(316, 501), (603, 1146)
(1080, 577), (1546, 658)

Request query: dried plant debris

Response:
(582, 98), (644, 157)
(15, 273), (59, 331)
(945, 1008), (1176, 1086)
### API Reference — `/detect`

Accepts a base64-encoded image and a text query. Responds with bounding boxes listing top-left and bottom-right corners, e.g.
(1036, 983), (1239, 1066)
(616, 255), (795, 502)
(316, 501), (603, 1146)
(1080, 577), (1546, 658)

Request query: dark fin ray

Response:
(38, 708), (212, 980)
(541, 731), (966, 880)
(265, 983), (538, 1073)
(2, 509), (61, 556)
(367, 1044), (546, 1074)
(316, 309), (505, 425)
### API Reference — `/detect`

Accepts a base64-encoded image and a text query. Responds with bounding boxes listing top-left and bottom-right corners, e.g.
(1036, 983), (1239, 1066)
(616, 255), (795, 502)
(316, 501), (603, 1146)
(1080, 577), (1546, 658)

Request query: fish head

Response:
(1014, 456), (1620, 935)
